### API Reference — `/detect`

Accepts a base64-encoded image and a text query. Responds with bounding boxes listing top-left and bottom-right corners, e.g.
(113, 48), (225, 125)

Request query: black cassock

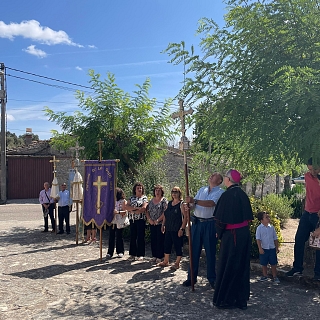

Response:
(213, 184), (253, 309)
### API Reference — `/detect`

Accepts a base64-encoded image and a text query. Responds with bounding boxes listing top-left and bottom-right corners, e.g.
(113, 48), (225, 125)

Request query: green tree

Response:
(6, 131), (39, 149)
(165, 0), (320, 168)
(44, 71), (175, 174)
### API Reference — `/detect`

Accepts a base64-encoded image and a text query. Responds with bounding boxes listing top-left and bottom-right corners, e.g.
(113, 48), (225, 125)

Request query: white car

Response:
(291, 176), (305, 184)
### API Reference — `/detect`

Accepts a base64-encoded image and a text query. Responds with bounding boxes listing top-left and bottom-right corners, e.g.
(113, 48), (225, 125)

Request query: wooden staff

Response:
(185, 162), (195, 291)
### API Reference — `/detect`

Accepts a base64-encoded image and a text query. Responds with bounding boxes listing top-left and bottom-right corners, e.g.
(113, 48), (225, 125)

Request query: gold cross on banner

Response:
(93, 175), (107, 214)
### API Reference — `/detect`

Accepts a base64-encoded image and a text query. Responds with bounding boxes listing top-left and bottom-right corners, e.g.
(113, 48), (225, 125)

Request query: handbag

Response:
(309, 221), (320, 250)
(112, 213), (129, 229)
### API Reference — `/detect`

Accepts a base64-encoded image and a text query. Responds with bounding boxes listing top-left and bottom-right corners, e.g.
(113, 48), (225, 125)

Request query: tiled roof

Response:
(7, 140), (51, 156)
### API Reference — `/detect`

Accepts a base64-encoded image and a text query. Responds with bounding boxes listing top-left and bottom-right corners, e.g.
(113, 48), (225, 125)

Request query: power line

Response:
(6, 66), (92, 90)
(6, 66), (180, 106)
(6, 74), (93, 94)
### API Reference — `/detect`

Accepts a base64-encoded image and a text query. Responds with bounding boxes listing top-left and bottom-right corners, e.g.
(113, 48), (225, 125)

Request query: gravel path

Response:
(0, 201), (319, 319)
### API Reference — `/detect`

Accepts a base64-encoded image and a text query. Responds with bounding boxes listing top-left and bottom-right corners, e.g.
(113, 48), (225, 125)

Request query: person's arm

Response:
(256, 239), (264, 254)
(313, 227), (320, 237)
(178, 202), (188, 237)
(146, 203), (154, 225)
(161, 216), (166, 234)
(274, 239), (279, 253)
(185, 195), (215, 207)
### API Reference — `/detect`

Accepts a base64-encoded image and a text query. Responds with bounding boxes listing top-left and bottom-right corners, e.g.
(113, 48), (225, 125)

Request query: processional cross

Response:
(97, 139), (104, 162)
(70, 141), (85, 169)
(49, 155), (60, 178)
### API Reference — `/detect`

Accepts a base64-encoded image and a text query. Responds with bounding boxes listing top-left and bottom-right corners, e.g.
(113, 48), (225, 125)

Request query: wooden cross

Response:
(172, 99), (194, 137)
(49, 155), (60, 177)
(93, 175), (107, 214)
(97, 139), (104, 161)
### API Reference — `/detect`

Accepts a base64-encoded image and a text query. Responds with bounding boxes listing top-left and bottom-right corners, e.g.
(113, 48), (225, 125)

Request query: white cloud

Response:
(0, 20), (82, 47)
(88, 45), (96, 48)
(75, 66), (83, 71)
(5, 114), (15, 121)
(23, 45), (47, 58)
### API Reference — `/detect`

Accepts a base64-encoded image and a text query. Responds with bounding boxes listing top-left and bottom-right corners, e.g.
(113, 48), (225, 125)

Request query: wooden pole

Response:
(185, 161), (195, 291)
(76, 201), (79, 245)
(99, 228), (103, 262)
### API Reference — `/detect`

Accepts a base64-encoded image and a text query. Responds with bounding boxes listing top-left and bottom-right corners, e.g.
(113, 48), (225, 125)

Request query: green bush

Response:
(282, 184), (306, 219)
(261, 193), (293, 227)
(249, 197), (283, 258)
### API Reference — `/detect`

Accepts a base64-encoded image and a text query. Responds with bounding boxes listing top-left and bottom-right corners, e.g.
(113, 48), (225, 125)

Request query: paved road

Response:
(0, 201), (319, 319)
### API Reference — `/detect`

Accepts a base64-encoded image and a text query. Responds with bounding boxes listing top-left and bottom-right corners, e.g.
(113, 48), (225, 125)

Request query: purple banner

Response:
(83, 160), (116, 227)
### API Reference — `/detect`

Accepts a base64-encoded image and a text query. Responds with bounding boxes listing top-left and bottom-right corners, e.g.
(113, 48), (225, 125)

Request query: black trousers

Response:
(129, 219), (145, 257)
(42, 203), (55, 231)
(58, 205), (70, 233)
(108, 224), (124, 256)
(164, 230), (183, 257)
(150, 224), (165, 259)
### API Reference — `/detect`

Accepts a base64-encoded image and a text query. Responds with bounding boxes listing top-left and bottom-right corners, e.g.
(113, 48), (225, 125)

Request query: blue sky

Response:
(1, 0), (226, 140)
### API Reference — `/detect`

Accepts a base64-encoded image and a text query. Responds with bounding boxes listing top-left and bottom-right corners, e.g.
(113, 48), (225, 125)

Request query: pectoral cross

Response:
(49, 155), (60, 177)
(93, 176), (107, 214)
(97, 139), (104, 162)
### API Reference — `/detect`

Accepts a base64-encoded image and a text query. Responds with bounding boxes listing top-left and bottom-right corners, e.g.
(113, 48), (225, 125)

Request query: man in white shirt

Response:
(57, 183), (72, 234)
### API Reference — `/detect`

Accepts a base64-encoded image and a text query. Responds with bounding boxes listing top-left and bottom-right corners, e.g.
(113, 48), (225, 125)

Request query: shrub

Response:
(261, 193), (293, 227)
(249, 196), (283, 258)
(282, 184), (306, 219)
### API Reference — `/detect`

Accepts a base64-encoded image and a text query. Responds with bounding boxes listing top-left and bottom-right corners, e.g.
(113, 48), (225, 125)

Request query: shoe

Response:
(259, 276), (268, 282)
(235, 303), (248, 310)
(273, 277), (280, 284)
(106, 254), (112, 259)
(118, 253), (124, 258)
(137, 256), (144, 261)
(51, 230), (56, 233)
(209, 282), (215, 289)
(41, 230), (49, 233)
(128, 256), (135, 261)
(182, 279), (197, 287)
(67, 232), (70, 235)
(170, 263), (180, 271)
(57, 231), (64, 234)
(313, 274), (320, 281)
(158, 261), (169, 267)
(215, 303), (235, 309)
(285, 269), (302, 277)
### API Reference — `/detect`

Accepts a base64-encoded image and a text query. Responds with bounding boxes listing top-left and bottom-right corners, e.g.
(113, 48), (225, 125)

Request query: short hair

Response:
(171, 186), (183, 200)
(215, 172), (223, 185)
(132, 182), (145, 196)
(257, 211), (267, 221)
(116, 187), (125, 201)
(153, 184), (164, 197)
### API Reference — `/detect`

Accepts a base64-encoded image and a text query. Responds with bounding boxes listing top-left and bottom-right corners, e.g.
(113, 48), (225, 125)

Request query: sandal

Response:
(170, 263), (180, 271)
(158, 261), (169, 267)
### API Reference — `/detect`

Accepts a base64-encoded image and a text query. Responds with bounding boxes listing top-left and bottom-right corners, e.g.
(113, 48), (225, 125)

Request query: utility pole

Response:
(0, 63), (7, 203)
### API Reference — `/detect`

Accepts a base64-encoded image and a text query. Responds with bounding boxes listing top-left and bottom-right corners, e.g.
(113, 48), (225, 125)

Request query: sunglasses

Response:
(171, 190), (179, 193)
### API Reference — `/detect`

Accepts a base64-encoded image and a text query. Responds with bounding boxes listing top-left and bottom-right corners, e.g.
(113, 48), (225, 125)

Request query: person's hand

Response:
(277, 248), (280, 254)
(259, 248), (264, 255)
(317, 210), (320, 218)
(178, 229), (183, 237)
(149, 219), (154, 226)
(185, 196), (192, 204)
(113, 209), (118, 215)
(161, 225), (165, 234)
(313, 228), (320, 237)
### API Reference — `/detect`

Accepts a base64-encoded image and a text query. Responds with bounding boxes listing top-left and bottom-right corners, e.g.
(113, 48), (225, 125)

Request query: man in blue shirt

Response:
(183, 172), (224, 288)
(57, 183), (72, 234)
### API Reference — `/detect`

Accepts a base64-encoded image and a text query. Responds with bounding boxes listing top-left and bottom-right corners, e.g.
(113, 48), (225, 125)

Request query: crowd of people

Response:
(39, 161), (320, 310)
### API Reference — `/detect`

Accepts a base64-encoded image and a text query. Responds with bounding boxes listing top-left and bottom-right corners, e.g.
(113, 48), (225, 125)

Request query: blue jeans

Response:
(187, 219), (217, 284)
(293, 211), (320, 276)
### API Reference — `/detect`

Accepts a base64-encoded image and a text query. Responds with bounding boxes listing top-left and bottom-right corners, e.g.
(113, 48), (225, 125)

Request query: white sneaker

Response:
(137, 256), (144, 261)
(106, 254), (112, 259)
(118, 253), (124, 258)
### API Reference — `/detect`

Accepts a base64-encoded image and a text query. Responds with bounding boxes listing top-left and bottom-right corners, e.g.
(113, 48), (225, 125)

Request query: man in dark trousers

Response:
(286, 158), (320, 281)
(57, 183), (72, 234)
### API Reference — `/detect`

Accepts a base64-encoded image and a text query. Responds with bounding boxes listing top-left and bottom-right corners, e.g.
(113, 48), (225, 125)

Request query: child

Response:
(256, 211), (280, 283)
